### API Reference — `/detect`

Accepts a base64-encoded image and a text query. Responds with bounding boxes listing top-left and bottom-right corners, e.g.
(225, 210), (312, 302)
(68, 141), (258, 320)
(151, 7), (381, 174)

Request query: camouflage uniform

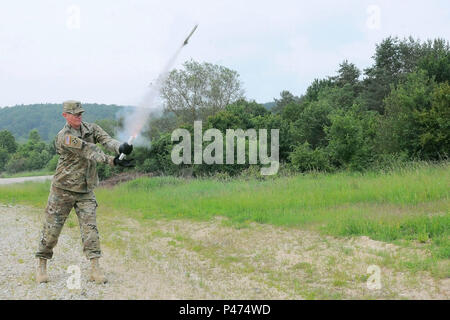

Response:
(36, 101), (120, 260)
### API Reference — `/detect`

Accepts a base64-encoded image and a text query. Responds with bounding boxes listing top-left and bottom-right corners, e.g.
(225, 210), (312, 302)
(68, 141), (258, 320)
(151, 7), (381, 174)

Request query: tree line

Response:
(1, 36), (448, 178)
(0, 103), (124, 142)
(134, 36), (449, 177)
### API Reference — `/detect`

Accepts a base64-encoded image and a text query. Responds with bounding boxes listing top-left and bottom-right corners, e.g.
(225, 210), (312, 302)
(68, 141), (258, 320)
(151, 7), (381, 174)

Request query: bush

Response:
(46, 154), (59, 171)
(289, 142), (332, 172)
(0, 130), (17, 154)
(138, 158), (161, 173)
(276, 162), (299, 177)
(326, 107), (378, 171)
(370, 152), (410, 172)
(146, 134), (181, 175)
(97, 162), (113, 181)
(5, 155), (27, 173)
(209, 171), (232, 181)
(289, 99), (333, 149)
(238, 165), (266, 180)
(0, 147), (10, 172)
(380, 70), (438, 159)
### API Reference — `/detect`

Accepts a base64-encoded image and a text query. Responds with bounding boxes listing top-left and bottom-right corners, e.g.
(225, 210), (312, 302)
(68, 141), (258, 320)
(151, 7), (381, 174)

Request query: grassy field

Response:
(1, 162), (449, 281)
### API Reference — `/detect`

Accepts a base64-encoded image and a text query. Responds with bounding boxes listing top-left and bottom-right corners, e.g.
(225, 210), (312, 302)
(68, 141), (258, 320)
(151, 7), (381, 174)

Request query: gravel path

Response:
(0, 204), (119, 299)
(1, 203), (448, 300)
(0, 204), (289, 300)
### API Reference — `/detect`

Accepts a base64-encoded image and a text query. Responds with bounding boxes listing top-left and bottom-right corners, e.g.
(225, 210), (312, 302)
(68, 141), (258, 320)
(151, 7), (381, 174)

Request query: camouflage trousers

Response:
(36, 185), (102, 260)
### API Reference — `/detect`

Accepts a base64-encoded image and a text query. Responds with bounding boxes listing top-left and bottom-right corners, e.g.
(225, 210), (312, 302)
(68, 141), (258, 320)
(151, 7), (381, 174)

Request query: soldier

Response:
(35, 100), (134, 284)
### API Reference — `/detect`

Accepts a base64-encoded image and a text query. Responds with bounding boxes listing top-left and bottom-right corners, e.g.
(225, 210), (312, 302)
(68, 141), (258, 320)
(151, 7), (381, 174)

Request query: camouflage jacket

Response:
(52, 122), (120, 193)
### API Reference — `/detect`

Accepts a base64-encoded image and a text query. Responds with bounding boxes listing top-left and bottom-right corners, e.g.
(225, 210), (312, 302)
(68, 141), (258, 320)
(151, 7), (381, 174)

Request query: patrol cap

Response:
(63, 100), (85, 114)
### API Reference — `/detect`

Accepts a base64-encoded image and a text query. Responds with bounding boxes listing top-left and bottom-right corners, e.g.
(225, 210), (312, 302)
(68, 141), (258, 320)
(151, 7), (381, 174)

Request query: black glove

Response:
(119, 142), (133, 155)
(113, 155), (135, 167)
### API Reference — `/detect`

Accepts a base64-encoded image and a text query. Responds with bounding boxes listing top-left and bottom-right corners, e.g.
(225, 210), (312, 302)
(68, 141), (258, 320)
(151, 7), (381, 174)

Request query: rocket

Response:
(120, 25), (199, 161)
(183, 24), (198, 46)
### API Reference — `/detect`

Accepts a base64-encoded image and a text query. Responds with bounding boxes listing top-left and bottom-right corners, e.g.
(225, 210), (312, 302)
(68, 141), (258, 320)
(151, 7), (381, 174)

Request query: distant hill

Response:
(0, 103), (131, 142)
(1, 102), (277, 143)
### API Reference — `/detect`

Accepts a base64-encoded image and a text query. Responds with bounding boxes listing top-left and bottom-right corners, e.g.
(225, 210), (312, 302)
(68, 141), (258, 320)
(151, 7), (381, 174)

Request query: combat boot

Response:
(89, 258), (108, 284)
(36, 258), (49, 284)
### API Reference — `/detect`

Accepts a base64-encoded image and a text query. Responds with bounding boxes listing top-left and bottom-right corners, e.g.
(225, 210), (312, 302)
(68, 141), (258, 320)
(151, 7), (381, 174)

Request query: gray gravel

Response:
(0, 203), (238, 300)
(0, 204), (116, 300)
(1, 202), (448, 300)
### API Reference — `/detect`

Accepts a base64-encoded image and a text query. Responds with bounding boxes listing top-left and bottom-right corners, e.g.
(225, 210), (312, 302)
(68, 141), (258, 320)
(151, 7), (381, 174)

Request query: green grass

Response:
(100, 163), (449, 254)
(0, 180), (51, 207)
(0, 162), (448, 262)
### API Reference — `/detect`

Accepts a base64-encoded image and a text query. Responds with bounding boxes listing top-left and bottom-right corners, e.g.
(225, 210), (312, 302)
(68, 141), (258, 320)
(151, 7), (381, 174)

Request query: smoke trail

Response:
(118, 44), (185, 146)
(116, 24), (198, 158)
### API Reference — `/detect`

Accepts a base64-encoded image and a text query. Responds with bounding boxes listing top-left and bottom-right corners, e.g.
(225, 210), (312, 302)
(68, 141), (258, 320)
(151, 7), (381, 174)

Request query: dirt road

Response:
(0, 203), (448, 299)
(0, 176), (53, 185)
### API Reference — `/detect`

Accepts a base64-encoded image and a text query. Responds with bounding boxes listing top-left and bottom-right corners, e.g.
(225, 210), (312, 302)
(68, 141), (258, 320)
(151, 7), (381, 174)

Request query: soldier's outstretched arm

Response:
(58, 134), (115, 165)
(92, 123), (121, 154)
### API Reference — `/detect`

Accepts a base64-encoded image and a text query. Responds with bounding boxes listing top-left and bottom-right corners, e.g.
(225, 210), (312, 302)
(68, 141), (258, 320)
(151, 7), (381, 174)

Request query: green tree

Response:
(325, 107), (378, 170)
(417, 38), (450, 83)
(250, 113), (293, 162)
(289, 142), (332, 172)
(0, 147), (9, 171)
(380, 70), (436, 158)
(25, 151), (44, 170)
(289, 99), (333, 149)
(280, 100), (307, 123)
(0, 130), (17, 154)
(272, 91), (301, 114)
(5, 129), (52, 173)
(28, 129), (41, 143)
(335, 60), (361, 88)
(5, 154), (26, 173)
(304, 78), (334, 102)
(414, 81), (450, 159)
(207, 100), (269, 131)
(361, 36), (449, 114)
(46, 154), (60, 171)
(145, 133), (180, 175)
(161, 60), (245, 124)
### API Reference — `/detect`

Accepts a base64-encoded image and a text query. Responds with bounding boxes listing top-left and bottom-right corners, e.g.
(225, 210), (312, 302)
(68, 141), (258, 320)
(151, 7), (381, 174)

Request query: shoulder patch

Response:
(63, 135), (82, 149)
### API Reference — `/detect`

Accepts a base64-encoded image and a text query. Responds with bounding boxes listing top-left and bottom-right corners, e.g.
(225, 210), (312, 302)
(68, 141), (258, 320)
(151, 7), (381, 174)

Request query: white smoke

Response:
(117, 44), (185, 147)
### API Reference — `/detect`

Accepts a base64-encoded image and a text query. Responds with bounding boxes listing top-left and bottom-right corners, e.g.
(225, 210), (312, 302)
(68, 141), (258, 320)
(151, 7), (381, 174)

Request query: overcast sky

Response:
(1, 0), (449, 108)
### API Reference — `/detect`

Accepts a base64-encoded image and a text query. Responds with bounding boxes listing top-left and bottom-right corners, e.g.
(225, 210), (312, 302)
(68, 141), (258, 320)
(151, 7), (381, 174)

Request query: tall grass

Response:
(100, 162), (448, 221)
(98, 162), (449, 260)
(0, 181), (50, 207)
(1, 162), (448, 259)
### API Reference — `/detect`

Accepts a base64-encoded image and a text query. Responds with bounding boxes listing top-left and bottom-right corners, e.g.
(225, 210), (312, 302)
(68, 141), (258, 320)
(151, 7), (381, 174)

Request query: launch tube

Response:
(118, 135), (135, 160)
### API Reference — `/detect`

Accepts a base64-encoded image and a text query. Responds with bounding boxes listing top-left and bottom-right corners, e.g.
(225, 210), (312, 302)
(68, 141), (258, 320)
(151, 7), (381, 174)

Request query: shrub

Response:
(5, 155), (27, 173)
(97, 162), (112, 180)
(289, 142), (332, 172)
(46, 155), (59, 171)
(0, 147), (10, 172)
